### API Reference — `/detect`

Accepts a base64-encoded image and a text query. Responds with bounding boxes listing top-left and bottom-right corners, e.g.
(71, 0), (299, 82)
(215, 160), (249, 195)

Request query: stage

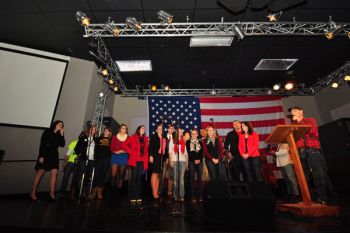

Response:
(0, 191), (349, 233)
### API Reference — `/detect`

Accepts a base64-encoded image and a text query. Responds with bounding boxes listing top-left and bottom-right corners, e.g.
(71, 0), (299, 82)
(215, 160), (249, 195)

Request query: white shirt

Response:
(275, 148), (293, 167)
(86, 136), (95, 160)
(169, 140), (188, 162)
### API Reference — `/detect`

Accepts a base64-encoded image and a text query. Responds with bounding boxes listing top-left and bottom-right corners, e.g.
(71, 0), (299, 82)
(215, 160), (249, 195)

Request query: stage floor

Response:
(0, 192), (350, 233)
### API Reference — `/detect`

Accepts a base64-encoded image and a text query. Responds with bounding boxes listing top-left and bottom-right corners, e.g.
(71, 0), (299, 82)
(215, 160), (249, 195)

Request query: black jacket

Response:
(186, 140), (203, 162)
(224, 130), (240, 156)
(74, 134), (97, 160)
(148, 133), (167, 157)
(39, 130), (65, 158)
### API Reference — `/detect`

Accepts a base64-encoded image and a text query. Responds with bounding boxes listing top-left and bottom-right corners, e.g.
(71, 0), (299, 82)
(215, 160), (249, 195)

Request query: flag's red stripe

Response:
(200, 106), (283, 115)
(199, 96), (281, 103)
(201, 119), (285, 129)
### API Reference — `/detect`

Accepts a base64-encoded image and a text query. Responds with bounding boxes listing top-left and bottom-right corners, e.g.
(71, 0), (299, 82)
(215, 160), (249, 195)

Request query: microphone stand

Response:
(171, 118), (182, 216)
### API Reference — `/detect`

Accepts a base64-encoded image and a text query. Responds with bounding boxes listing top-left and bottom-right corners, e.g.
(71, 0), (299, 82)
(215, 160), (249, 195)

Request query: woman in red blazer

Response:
(123, 125), (149, 204)
(238, 121), (263, 181)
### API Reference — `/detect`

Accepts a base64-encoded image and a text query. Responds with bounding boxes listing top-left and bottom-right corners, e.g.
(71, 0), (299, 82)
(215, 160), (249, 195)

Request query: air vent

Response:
(254, 59), (298, 70)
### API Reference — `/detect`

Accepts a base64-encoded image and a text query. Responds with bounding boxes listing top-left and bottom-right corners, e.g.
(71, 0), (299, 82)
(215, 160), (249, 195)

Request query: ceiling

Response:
(0, 0), (349, 90)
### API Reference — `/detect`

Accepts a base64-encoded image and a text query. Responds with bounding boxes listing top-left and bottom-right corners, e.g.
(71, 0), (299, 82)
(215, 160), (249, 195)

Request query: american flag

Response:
(148, 96), (285, 148)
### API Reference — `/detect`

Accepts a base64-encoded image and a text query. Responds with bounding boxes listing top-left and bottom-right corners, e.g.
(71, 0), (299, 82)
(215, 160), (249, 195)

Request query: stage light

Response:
(105, 18), (120, 37)
(162, 85), (170, 91)
(233, 25), (245, 40)
(284, 82), (294, 90)
(150, 84), (157, 91)
(267, 11), (282, 22)
(347, 31), (350, 39)
(325, 18), (343, 40)
(344, 75), (350, 81)
(99, 92), (104, 97)
(157, 10), (173, 24)
(76, 11), (90, 26)
(267, 89), (273, 95)
(126, 17), (142, 32)
(273, 83), (281, 91)
(331, 82), (339, 89)
(113, 86), (119, 92)
(108, 79), (114, 85)
(210, 89), (217, 95)
(98, 67), (109, 76)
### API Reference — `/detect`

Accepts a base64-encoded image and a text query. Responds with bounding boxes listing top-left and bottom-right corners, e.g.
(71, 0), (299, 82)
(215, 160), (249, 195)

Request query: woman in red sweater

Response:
(123, 125), (149, 204)
(110, 124), (129, 192)
(238, 121), (263, 181)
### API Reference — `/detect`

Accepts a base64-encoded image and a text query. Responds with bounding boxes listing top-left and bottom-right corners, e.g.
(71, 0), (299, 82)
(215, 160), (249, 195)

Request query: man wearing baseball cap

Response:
(288, 106), (335, 204)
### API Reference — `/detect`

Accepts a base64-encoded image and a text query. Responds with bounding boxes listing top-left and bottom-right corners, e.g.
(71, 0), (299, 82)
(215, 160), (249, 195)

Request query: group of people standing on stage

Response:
(30, 107), (336, 205)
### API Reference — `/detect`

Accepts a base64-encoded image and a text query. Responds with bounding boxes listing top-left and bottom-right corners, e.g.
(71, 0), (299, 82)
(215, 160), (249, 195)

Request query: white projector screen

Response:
(0, 48), (68, 128)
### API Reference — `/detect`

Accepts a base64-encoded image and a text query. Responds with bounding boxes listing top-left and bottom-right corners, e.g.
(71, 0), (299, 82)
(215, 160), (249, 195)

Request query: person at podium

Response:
(288, 106), (335, 204)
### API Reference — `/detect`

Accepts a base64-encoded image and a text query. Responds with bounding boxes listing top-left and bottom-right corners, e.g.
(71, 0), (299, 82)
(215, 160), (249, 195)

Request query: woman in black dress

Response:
(148, 124), (167, 200)
(30, 120), (65, 201)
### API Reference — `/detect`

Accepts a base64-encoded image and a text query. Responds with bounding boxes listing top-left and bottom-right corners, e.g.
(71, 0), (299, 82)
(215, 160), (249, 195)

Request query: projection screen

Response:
(0, 46), (68, 128)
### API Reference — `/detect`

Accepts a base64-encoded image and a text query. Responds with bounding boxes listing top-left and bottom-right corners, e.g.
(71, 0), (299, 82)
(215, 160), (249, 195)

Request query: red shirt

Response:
(110, 135), (128, 154)
(293, 117), (321, 149)
(238, 132), (260, 157)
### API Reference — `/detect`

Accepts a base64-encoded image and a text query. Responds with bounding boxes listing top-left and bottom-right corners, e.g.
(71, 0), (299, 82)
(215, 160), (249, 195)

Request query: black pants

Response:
(93, 157), (110, 188)
(229, 154), (245, 181)
(128, 162), (144, 200)
(73, 159), (94, 195)
(298, 148), (332, 201)
(189, 161), (203, 198)
(242, 157), (263, 182)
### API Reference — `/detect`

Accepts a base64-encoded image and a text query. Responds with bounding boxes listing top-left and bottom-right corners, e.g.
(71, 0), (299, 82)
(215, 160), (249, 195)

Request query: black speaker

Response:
(204, 181), (275, 225)
(319, 118), (350, 194)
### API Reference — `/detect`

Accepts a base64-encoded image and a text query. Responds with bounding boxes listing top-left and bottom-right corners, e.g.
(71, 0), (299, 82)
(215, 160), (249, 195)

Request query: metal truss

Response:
(91, 93), (106, 136)
(310, 61), (350, 94)
(121, 87), (315, 97)
(84, 21), (350, 38)
(89, 37), (127, 91)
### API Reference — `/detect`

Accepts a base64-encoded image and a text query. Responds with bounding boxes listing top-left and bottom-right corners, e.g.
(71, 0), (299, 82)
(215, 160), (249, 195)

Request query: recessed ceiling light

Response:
(254, 59), (298, 70)
(116, 60), (152, 72)
(190, 36), (234, 47)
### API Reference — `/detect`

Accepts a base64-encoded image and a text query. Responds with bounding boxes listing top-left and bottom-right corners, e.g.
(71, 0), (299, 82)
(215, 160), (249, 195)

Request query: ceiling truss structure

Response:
(84, 21), (350, 38)
(87, 20), (350, 97)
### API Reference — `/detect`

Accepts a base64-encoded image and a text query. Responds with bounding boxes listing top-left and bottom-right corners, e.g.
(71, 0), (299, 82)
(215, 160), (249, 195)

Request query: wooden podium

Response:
(265, 125), (339, 217)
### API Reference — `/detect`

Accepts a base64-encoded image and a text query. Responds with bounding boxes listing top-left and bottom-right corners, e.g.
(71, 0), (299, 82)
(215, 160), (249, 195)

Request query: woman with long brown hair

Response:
(238, 121), (262, 181)
(110, 124), (129, 192)
(30, 120), (65, 201)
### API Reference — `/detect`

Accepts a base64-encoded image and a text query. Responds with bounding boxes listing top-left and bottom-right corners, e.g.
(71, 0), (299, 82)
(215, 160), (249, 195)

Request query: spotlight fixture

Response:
(267, 11), (282, 22)
(267, 89), (273, 95)
(157, 10), (173, 24)
(108, 79), (114, 85)
(98, 92), (104, 97)
(331, 82), (339, 89)
(233, 24), (245, 40)
(273, 83), (281, 91)
(105, 18), (120, 37)
(284, 82), (294, 91)
(162, 84), (170, 91)
(98, 67), (109, 76)
(347, 31), (350, 39)
(210, 89), (217, 95)
(76, 11), (90, 26)
(344, 75), (350, 81)
(325, 17), (343, 40)
(150, 84), (157, 91)
(126, 17), (142, 32)
(113, 86), (119, 92)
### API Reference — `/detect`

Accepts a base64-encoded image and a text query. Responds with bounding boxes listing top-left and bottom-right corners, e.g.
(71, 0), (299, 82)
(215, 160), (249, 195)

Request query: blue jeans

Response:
(242, 156), (263, 181)
(128, 162), (144, 200)
(281, 163), (299, 196)
(298, 148), (331, 201)
(173, 161), (186, 199)
(60, 162), (75, 193)
(189, 161), (203, 198)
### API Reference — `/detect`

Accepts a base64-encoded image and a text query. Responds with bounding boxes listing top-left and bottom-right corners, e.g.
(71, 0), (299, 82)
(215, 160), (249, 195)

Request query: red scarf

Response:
(158, 135), (167, 155)
(174, 137), (185, 154)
